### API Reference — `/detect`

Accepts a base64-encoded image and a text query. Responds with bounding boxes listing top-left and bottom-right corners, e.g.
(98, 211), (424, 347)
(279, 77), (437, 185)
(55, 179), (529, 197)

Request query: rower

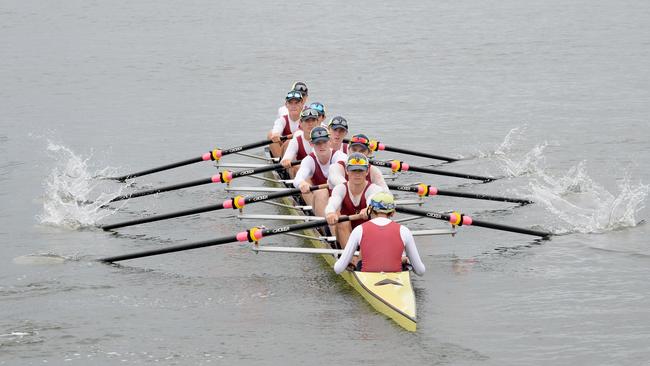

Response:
(327, 116), (349, 154)
(280, 108), (321, 176)
(277, 81), (308, 118)
(327, 133), (388, 191)
(334, 192), (425, 275)
(325, 153), (383, 249)
(309, 102), (326, 125)
(293, 126), (347, 218)
(268, 90), (305, 158)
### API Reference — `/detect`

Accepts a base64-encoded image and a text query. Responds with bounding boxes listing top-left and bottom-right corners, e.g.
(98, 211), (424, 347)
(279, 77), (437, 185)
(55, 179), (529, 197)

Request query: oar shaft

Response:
(371, 160), (494, 182)
(99, 214), (360, 263)
(109, 177), (213, 202)
(107, 161), (300, 203)
(395, 206), (551, 238)
(101, 184), (327, 230)
(110, 137), (289, 181)
(342, 138), (459, 162)
(388, 184), (532, 204)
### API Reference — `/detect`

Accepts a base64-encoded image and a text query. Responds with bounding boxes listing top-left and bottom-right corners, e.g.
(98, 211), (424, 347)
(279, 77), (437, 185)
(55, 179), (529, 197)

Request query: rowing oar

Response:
(107, 136), (291, 182)
(395, 206), (551, 238)
(371, 160), (494, 182)
(106, 161), (301, 204)
(101, 184), (327, 230)
(343, 138), (458, 162)
(388, 183), (533, 205)
(98, 214), (362, 263)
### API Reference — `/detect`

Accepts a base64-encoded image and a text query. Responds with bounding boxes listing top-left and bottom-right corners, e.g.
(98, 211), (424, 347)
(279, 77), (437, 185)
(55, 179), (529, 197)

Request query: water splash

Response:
(497, 141), (548, 177)
(529, 162), (648, 234)
(38, 142), (124, 229)
(466, 125), (529, 159)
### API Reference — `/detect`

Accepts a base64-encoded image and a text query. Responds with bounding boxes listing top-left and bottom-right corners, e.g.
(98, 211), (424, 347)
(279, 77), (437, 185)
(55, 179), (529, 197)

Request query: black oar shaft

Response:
(342, 138), (459, 162)
(99, 214), (357, 263)
(101, 184), (326, 230)
(109, 177), (213, 203)
(371, 160), (494, 182)
(110, 137), (288, 181)
(395, 206), (551, 238)
(107, 161), (300, 203)
(387, 184), (532, 204)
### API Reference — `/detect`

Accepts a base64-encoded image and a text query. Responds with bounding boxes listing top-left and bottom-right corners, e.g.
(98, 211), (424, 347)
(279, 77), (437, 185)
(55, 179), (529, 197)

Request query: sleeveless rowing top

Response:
(340, 182), (370, 229)
(308, 151), (335, 186)
(281, 115), (292, 136)
(359, 221), (404, 273)
(296, 135), (308, 161)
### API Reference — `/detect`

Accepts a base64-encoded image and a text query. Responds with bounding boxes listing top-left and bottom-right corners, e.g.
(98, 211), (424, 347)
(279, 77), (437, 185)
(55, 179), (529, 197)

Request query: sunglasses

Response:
(292, 83), (308, 94)
(328, 117), (348, 129)
(350, 136), (370, 145)
(347, 157), (369, 166)
(300, 109), (320, 120)
(311, 128), (330, 140)
(309, 103), (325, 115)
(286, 91), (303, 100)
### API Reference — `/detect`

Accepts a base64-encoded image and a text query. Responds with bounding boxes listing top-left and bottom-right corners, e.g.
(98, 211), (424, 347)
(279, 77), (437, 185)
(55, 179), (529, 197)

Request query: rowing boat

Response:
(262, 149), (418, 331)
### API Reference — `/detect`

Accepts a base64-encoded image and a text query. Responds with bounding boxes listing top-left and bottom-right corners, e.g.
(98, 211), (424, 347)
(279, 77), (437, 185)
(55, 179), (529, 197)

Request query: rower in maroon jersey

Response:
(280, 108), (320, 177)
(292, 127), (347, 219)
(325, 153), (383, 249)
(327, 133), (388, 191)
(268, 90), (305, 158)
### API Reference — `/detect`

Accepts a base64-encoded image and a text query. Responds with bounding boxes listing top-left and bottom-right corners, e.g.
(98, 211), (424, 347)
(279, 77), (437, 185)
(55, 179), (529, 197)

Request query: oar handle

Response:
(388, 183), (533, 204)
(98, 213), (362, 263)
(101, 184), (328, 230)
(395, 206), (551, 238)
(371, 160), (494, 182)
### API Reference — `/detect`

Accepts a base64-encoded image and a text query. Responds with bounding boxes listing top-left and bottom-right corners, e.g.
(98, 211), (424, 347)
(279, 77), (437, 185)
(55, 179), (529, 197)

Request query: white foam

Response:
(38, 141), (125, 229)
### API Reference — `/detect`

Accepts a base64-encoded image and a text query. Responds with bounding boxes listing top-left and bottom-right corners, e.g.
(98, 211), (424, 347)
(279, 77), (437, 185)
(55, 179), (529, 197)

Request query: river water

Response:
(1, 0), (649, 365)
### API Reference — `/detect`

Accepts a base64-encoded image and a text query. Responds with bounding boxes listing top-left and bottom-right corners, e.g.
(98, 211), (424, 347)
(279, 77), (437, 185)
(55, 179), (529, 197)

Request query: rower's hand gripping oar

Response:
(107, 136), (291, 182)
(343, 138), (459, 162)
(388, 183), (533, 205)
(395, 206), (551, 238)
(371, 160), (495, 183)
(98, 214), (363, 263)
(106, 160), (301, 204)
(101, 184), (328, 230)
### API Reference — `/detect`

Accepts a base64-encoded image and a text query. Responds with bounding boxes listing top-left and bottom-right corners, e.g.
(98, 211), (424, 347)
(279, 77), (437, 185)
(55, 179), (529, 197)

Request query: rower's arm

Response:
(370, 166), (389, 191)
(327, 163), (346, 189)
(334, 225), (363, 274)
(281, 137), (298, 161)
(271, 116), (285, 135)
(325, 184), (345, 215)
(292, 157), (315, 188)
(401, 226), (426, 276)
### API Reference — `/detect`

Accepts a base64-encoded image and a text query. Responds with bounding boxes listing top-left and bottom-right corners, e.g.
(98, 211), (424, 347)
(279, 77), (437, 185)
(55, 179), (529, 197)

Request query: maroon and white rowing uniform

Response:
(325, 182), (383, 229)
(282, 130), (313, 162)
(293, 150), (347, 187)
(334, 217), (425, 275)
(327, 161), (387, 191)
(271, 114), (300, 137)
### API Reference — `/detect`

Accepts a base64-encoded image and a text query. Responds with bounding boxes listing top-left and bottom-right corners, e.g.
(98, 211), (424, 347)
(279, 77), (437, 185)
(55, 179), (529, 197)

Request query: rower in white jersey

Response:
(268, 90), (305, 158)
(326, 116), (349, 154)
(308, 102), (326, 126)
(334, 192), (425, 275)
(277, 81), (308, 118)
(327, 133), (388, 191)
(293, 127), (347, 219)
(325, 153), (383, 249)
(280, 108), (320, 177)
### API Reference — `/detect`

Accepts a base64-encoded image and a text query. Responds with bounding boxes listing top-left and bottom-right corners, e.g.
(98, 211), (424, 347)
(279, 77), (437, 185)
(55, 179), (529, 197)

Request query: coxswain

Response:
(327, 116), (349, 154)
(268, 90), (305, 158)
(280, 108), (321, 176)
(292, 126), (347, 218)
(309, 102), (326, 125)
(325, 153), (383, 248)
(277, 81), (308, 118)
(327, 133), (388, 191)
(334, 192), (425, 275)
